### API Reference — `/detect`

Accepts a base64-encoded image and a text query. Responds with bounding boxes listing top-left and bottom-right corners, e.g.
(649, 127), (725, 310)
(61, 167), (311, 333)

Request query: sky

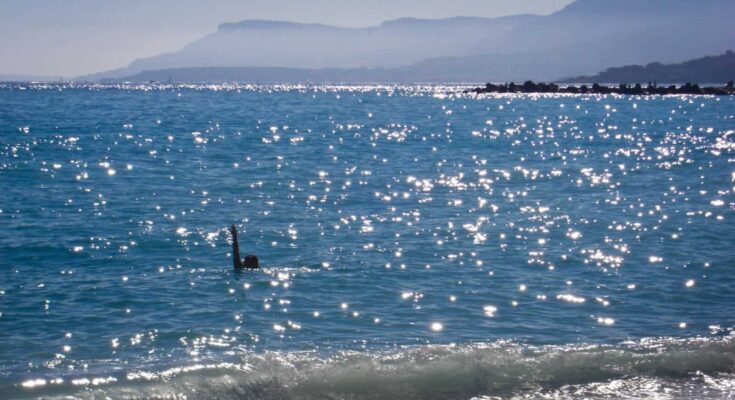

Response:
(0, 0), (574, 78)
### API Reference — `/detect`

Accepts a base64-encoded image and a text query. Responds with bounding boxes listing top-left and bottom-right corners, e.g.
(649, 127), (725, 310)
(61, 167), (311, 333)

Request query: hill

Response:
(563, 51), (735, 84)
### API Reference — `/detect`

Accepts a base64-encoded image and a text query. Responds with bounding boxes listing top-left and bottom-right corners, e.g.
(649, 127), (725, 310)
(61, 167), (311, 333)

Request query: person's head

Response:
(243, 255), (259, 269)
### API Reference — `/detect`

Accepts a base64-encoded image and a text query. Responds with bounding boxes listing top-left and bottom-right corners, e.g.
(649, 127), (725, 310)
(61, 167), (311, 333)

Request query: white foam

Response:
(19, 334), (735, 400)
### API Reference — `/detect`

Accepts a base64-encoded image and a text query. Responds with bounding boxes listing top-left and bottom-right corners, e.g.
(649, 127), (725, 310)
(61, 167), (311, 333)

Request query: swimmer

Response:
(230, 224), (259, 269)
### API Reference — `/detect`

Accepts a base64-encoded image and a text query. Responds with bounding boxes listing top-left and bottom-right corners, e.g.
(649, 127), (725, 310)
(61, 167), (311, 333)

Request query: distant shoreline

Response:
(80, 51), (735, 86)
(2, 81), (735, 97)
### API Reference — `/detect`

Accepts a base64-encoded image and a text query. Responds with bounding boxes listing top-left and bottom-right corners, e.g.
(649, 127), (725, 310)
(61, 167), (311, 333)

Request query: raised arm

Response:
(230, 224), (242, 269)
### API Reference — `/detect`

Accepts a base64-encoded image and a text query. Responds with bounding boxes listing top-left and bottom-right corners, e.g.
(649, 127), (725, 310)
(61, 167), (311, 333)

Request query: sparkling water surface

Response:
(1, 84), (734, 399)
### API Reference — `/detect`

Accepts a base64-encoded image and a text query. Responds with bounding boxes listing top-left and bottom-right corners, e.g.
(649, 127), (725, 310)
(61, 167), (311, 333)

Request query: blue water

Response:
(1, 83), (734, 399)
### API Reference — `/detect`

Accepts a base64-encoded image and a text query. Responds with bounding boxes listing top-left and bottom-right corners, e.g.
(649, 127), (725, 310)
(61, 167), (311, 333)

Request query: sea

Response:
(0, 83), (734, 399)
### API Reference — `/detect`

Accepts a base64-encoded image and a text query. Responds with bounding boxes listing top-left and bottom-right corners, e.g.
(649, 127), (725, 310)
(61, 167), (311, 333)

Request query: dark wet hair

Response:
(243, 255), (259, 269)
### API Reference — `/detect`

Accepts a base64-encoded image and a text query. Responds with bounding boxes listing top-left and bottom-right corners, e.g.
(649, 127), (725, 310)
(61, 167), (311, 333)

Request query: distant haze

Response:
(63, 0), (730, 84)
(0, 0), (573, 77)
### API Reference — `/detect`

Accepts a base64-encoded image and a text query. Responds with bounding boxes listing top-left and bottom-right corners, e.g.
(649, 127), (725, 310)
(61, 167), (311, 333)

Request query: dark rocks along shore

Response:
(467, 81), (735, 95)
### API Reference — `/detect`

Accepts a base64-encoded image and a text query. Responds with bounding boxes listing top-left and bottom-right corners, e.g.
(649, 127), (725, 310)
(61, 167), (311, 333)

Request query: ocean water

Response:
(0, 83), (734, 399)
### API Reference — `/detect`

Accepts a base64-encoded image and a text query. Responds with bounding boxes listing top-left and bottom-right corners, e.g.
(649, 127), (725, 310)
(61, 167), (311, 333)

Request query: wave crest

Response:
(17, 334), (735, 399)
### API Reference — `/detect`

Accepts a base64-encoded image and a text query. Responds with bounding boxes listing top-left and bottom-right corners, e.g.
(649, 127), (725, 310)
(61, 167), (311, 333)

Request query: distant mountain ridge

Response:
(563, 51), (735, 84)
(116, 51), (735, 85)
(81, 0), (735, 83)
(557, 0), (725, 15)
(106, 66), (391, 84)
(80, 14), (538, 81)
(217, 20), (335, 32)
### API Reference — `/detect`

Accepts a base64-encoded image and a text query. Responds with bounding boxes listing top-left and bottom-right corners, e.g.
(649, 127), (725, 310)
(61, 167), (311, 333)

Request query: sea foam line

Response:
(13, 333), (735, 400)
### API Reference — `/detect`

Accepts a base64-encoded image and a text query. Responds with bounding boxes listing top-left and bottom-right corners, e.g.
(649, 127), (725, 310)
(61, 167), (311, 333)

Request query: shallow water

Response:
(1, 83), (734, 399)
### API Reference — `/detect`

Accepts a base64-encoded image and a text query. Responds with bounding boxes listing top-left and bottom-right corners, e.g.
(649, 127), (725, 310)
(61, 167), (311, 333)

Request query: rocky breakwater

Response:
(467, 81), (735, 95)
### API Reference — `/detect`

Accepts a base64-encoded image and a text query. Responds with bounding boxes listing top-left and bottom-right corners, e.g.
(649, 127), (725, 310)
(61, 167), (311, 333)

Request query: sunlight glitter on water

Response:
(0, 84), (734, 398)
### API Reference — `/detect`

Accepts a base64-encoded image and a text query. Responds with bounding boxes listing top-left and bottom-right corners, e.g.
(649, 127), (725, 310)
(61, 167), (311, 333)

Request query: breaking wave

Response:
(11, 334), (735, 399)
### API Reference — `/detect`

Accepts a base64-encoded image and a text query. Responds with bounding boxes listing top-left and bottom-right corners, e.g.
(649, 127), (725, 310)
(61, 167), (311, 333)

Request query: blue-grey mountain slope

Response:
(436, 0), (735, 81)
(561, 50), (735, 84)
(82, 15), (537, 80)
(85, 0), (735, 82)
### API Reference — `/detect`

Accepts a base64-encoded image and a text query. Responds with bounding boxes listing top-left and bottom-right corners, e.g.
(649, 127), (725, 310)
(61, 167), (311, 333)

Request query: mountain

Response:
(415, 0), (735, 82)
(106, 66), (391, 84)
(556, 0), (726, 15)
(85, 0), (735, 83)
(562, 51), (735, 84)
(113, 50), (735, 85)
(80, 15), (538, 81)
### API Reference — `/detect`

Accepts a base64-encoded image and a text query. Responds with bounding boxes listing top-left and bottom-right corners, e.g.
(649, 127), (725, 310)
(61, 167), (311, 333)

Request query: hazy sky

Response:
(0, 0), (574, 77)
